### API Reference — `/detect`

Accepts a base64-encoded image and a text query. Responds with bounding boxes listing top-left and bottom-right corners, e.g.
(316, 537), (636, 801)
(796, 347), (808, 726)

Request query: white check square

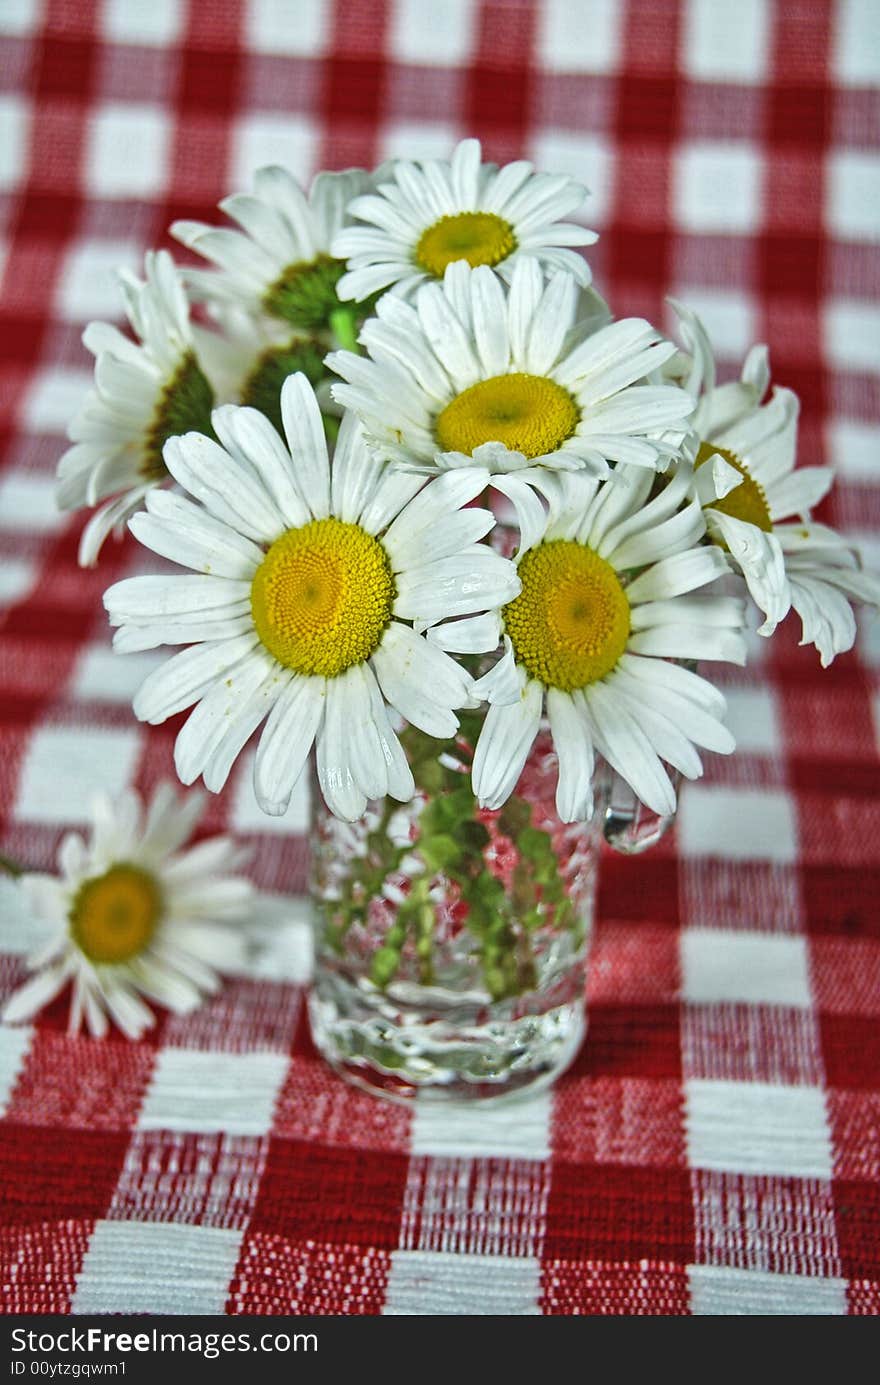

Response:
(20, 368), (92, 434)
(674, 142), (762, 234)
(0, 472), (64, 533)
(230, 112), (317, 189)
(827, 150), (880, 244)
(0, 557), (36, 606)
(678, 787), (798, 863)
(71, 645), (164, 704)
(827, 420), (880, 482)
(717, 686), (780, 754)
(683, 0), (769, 83)
(411, 1089), (552, 1160)
(71, 1220), (243, 1315)
(834, 0), (880, 86)
(0, 1025), (32, 1116)
(824, 299), (880, 372)
(56, 238), (143, 322)
(380, 122), (462, 165)
(688, 1263), (847, 1315)
(15, 725), (143, 826)
(681, 930), (812, 1007)
(138, 1048), (289, 1136)
(529, 130), (612, 224)
(537, 0), (621, 73)
(86, 104), (171, 199)
(384, 1250), (541, 1315)
(245, 0), (329, 56)
(100, 0), (183, 45)
(0, 95), (29, 192)
(389, 0), (474, 65)
(685, 1079), (833, 1178)
(230, 750), (309, 835)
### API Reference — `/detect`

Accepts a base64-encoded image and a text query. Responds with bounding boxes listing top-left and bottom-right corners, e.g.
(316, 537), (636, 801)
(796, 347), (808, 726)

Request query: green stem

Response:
(329, 305), (360, 355)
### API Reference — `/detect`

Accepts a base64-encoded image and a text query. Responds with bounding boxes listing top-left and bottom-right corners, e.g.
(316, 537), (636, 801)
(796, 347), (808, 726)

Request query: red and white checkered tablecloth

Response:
(0, 0), (878, 1317)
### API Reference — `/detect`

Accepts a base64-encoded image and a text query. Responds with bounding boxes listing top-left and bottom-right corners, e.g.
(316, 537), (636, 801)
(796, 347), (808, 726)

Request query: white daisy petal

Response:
(364, 667), (415, 803)
(253, 675), (325, 816)
(427, 611), (502, 655)
(371, 638), (458, 739)
(340, 663), (390, 801)
(707, 510), (790, 635)
(1, 960), (73, 1025)
(210, 404), (311, 529)
(608, 676), (704, 779)
(624, 546), (731, 602)
(383, 467), (491, 567)
(472, 636), (521, 705)
(471, 266), (510, 377)
(581, 681), (676, 818)
(174, 649), (277, 787)
(490, 474), (548, 555)
(788, 574), (858, 668)
(57, 249), (205, 567)
(547, 688), (594, 823)
(203, 669), (289, 794)
(472, 676), (543, 809)
(394, 546), (520, 622)
(627, 623), (748, 665)
(280, 372), (332, 518)
(163, 433), (284, 544)
(330, 410), (386, 524)
(316, 679), (367, 822)
(130, 491), (263, 578)
(105, 574), (250, 622)
(766, 466), (834, 521)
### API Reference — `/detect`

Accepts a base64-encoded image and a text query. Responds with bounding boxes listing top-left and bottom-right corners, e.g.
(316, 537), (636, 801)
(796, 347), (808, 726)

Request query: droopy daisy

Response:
(103, 375), (519, 821)
(172, 166), (369, 331)
(675, 302), (880, 662)
(2, 783), (252, 1040)
(57, 250), (214, 566)
(328, 260), (694, 475)
(332, 137), (598, 302)
(461, 464), (745, 822)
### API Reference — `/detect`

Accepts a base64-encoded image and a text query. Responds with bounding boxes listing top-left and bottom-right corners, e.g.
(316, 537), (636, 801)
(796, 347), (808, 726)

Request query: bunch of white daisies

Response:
(55, 138), (877, 834)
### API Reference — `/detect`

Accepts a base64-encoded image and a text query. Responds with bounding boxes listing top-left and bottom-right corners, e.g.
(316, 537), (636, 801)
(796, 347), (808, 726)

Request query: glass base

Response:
(307, 974), (586, 1106)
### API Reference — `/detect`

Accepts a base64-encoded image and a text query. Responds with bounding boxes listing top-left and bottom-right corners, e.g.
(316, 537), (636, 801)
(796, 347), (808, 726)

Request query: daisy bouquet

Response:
(54, 140), (878, 1096)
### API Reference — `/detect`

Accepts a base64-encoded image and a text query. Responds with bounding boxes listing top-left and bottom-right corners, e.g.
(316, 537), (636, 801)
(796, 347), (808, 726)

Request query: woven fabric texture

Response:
(0, 0), (878, 1316)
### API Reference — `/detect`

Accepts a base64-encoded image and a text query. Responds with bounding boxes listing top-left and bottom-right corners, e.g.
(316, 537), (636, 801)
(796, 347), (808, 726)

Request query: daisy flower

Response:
(328, 260), (694, 476)
(2, 783), (253, 1040)
(57, 250), (215, 567)
(332, 138), (598, 303)
(674, 301), (880, 662)
(171, 166), (369, 333)
(458, 463), (745, 823)
(103, 375), (519, 822)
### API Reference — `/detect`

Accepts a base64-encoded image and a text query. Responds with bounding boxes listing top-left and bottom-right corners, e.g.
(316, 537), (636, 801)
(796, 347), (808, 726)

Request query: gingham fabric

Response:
(0, 0), (878, 1317)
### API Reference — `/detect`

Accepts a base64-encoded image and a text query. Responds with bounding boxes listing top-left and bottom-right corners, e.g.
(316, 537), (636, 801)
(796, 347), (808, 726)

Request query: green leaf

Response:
(517, 826), (554, 860)
(419, 834), (461, 873)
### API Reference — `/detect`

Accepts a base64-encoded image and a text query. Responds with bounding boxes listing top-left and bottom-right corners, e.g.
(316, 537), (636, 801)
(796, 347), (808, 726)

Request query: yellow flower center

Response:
(436, 373), (580, 460)
(503, 540), (631, 692)
(250, 517), (396, 677)
(69, 865), (161, 965)
(697, 441), (773, 533)
(415, 211), (517, 277)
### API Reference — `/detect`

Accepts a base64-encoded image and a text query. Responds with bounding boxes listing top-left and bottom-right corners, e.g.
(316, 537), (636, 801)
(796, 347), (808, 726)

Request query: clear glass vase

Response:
(307, 719), (609, 1104)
